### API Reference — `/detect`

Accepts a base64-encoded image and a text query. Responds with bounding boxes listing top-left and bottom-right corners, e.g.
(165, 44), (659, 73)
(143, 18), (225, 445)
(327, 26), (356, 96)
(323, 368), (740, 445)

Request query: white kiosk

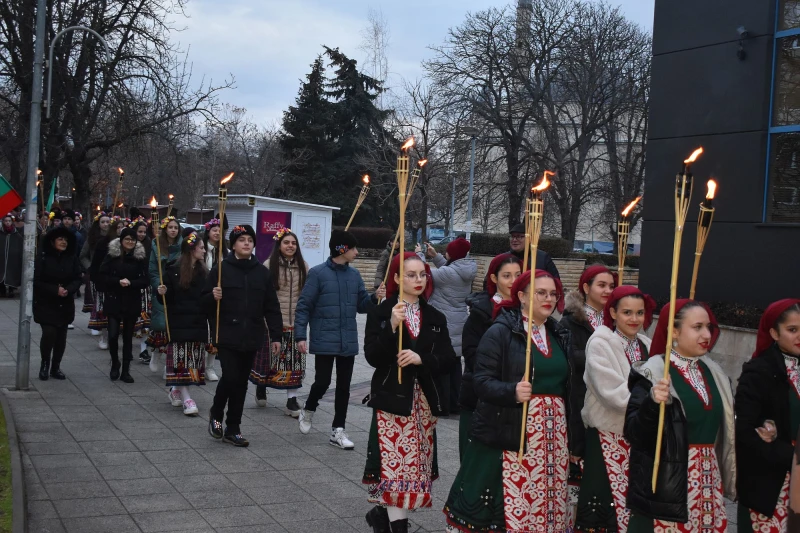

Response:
(202, 194), (339, 268)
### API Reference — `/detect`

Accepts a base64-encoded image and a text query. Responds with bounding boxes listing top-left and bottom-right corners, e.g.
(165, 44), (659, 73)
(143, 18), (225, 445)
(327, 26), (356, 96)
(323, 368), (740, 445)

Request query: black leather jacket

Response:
(460, 291), (494, 411)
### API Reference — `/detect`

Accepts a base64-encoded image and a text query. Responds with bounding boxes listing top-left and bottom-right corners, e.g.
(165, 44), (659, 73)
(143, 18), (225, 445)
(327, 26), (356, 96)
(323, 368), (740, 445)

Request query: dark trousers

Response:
(211, 348), (256, 434)
(439, 357), (463, 412)
(40, 325), (68, 368)
(304, 355), (355, 428)
(108, 314), (138, 362)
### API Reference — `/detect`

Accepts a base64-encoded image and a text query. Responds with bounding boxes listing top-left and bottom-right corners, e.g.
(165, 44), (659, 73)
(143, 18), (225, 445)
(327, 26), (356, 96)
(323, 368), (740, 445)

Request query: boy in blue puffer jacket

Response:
(294, 229), (386, 449)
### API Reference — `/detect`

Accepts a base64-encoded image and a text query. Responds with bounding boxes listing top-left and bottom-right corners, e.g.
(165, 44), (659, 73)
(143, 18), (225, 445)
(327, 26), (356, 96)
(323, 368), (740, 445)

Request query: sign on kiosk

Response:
(255, 210), (292, 263)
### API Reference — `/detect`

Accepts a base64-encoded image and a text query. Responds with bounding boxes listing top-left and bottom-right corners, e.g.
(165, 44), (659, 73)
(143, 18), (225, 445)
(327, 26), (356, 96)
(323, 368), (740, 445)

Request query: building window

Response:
(767, 0), (800, 222)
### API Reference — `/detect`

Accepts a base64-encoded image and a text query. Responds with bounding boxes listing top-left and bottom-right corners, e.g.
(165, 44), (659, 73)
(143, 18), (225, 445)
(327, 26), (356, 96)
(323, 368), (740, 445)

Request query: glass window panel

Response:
(772, 37), (800, 126)
(781, 0), (800, 31)
(768, 132), (800, 223)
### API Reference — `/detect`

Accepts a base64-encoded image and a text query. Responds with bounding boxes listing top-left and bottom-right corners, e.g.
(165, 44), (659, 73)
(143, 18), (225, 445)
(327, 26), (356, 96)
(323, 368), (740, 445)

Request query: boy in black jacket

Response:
(203, 225), (282, 447)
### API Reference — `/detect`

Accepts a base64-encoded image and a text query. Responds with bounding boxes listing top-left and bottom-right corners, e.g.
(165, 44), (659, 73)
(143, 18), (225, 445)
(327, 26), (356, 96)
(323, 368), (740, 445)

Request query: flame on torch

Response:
(621, 196), (642, 217)
(532, 170), (555, 193)
(168, 194), (174, 200)
(418, 159), (428, 168)
(400, 137), (415, 151)
(117, 203), (124, 208)
(149, 196), (157, 208)
(36, 169), (42, 176)
(684, 147), (703, 164)
(362, 175), (370, 185)
(117, 167), (124, 175)
(705, 179), (717, 200)
(220, 172), (234, 185)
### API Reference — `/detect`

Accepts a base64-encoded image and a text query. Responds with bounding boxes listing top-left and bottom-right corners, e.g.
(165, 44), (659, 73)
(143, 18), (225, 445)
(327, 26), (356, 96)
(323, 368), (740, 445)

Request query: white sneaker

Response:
(329, 427), (354, 450)
(67, 324), (74, 330)
(168, 388), (182, 407)
(182, 399), (198, 416)
(98, 338), (108, 350)
(149, 350), (159, 373)
(205, 368), (219, 382)
(90, 329), (100, 336)
(298, 409), (314, 434)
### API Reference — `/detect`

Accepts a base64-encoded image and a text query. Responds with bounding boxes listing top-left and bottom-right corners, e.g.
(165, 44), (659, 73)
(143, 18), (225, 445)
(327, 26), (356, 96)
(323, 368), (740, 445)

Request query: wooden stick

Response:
(617, 219), (630, 285)
(522, 198), (531, 272)
(382, 171), (423, 288)
(397, 159), (410, 385)
(152, 214), (170, 343)
(689, 205), (714, 299)
(215, 200), (226, 344)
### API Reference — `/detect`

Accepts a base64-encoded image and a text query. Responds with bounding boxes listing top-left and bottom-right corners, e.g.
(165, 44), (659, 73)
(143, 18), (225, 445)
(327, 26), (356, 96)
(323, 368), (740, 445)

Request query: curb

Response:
(0, 392), (26, 533)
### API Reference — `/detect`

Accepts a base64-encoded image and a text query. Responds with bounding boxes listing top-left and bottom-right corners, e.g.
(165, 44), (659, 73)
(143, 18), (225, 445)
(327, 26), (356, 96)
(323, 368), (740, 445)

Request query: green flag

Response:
(46, 179), (56, 212)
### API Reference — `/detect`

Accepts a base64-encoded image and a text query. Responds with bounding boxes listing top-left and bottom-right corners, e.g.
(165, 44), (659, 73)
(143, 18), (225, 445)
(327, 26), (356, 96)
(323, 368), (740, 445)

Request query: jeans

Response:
(108, 314), (138, 362)
(304, 355), (355, 428)
(40, 325), (68, 368)
(211, 349), (256, 434)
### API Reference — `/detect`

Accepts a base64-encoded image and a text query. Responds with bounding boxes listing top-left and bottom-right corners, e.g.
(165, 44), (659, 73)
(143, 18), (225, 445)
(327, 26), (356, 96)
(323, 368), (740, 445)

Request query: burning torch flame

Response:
(220, 173), (234, 185)
(362, 175), (370, 185)
(418, 159), (428, 168)
(706, 179), (717, 200)
(168, 194), (174, 200)
(621, 196), (642, 217)
(96, 205), (101, 211)
(36, 169), (42, 176)
(532, 170), (555, 192)
(117, 167), (124, 175)
(117, 203), (124, 208)
(400, 137), (415, 151)
(684, 147), (703, 164)
(149, 196), (157, 208)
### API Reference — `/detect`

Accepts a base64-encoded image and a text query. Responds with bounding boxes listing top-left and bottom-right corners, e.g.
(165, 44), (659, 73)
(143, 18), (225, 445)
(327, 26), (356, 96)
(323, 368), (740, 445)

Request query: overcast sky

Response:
(172, 0), (655, 126)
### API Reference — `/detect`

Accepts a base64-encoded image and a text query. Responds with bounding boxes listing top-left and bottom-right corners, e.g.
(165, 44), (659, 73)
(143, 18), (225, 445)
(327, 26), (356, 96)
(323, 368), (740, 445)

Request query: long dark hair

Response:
(178, 237), (207, 289)
(87, 215), (111, 249)
(133, 221), (152, 258)
(157, 218), (181, 256)
(203, 225), (229, 261)
(268, 231), (306, 291)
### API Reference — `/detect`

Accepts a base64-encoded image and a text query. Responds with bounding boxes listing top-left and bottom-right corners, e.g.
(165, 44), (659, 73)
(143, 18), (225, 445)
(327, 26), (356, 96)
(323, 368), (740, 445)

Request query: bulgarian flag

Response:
(0, 174), (23, 217)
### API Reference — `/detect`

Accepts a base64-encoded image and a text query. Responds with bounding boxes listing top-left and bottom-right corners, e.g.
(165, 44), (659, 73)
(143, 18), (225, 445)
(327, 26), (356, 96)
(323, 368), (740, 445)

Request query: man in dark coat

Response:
(0, 214), (23, 296)
(508, 223), (560, 279)
(203, 225), (283, 447)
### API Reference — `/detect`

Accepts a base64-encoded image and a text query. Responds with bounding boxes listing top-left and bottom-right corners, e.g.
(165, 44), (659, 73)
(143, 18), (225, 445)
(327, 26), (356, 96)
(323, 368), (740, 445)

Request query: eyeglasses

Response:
(404, 273), (428, 281)
(533, 289), (561, 302)
(122, 237), (136, 243)
(510, 235), (525, 241)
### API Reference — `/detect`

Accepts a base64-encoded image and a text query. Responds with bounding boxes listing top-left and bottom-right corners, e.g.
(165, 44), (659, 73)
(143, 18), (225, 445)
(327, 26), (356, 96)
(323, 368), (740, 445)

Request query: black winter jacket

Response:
(558, 291), (593, 458)
(460, 291), (494, 411)
(98, 239), (150, 317)
(33, 228), (83, 327)
(471, 308), (575, 451)
(735, 344), (795, 517)
(364, 295), (458, 416)
(203, 254), (282, 352)
(508, 248), (560, 279)
(89, 236), (113, 291)
(157, 261), (209, 343)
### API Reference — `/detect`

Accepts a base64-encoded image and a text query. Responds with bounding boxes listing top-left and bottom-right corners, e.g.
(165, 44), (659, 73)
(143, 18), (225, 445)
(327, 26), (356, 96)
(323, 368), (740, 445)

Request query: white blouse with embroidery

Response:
(615, 329), (642, 364)
(403, 300), (422, 339)
(670, 350), (709, 406)
(584, 304), (604, 331)
(784, 354), (800, 400)
(522, 317), (549, 356)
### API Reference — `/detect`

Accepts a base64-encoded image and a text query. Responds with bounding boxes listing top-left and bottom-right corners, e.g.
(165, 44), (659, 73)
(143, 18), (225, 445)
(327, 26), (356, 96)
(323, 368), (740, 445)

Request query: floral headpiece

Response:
(49, 212), (56, 220)
(273, 227), (293, 241)
(160, 216), (176, 229)
(231, 225), (246, 234)
(128, 216), (147, 228)
(4, 213), (16, 222)
(93, 211), (109, 222)
(185, 232), (199, 247)
(204, 218), (221, 230)
(74, 211), (82, 220)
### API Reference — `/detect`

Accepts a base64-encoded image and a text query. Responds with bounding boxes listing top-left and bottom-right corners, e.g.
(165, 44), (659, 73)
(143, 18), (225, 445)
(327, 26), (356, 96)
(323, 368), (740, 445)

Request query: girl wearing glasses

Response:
(575, 286), (655, 532)
(363, 252), (457, 533)
(445, 269), (577, 533)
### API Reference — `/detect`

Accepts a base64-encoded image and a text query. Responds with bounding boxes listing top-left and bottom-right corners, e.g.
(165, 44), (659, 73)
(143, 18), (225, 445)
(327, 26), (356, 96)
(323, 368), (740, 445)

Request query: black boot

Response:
(38, 359), (50, 381)
(365, 506), (390, 533)
(110, 356), (120, 381)
(50, 354), (65, 380)
(120, 359), (134, 383)
(389, 519), (408, 533)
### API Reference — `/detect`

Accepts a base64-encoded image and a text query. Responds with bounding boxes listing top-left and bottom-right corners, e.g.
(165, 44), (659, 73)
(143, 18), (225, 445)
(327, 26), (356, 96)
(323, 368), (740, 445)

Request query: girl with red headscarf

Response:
(735, 298), (800, 532)
(459, 253), (522, 459)
(444, 269), (578, 533)
(625, 299), (735, 533)
(575, 286), (655, 532)
(362, 252), (457, 533)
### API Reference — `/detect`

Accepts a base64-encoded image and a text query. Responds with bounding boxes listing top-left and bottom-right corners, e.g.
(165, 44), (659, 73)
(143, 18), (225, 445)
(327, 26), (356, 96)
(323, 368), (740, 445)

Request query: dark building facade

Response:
(640, 0), (800, 307)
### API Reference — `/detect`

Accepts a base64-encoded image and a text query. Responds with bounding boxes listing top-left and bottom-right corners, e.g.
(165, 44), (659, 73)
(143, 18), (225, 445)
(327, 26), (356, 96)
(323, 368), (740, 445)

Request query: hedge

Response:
(567, 252), (640, 269)
(466, 233), (572, 258)
(653, 298), (762, 330)
(334, 226), (394, 250)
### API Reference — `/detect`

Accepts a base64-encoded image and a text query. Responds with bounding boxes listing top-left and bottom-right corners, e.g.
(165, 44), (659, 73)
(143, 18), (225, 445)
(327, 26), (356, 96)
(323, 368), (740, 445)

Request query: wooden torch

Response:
(518, 170), (552, 463)
(689, 180), (717, 299)
(36, 170), (44, 215)
(215, 173), (234, 344)
(112, 167), (124, 216)
(345, 175), (370, 231)
(150, 196), (170, 342)
(617, 197), (641, 285)
(396, 137), (415, 384)
(652, 146), (703, 492)
(167, 194), (175, 218)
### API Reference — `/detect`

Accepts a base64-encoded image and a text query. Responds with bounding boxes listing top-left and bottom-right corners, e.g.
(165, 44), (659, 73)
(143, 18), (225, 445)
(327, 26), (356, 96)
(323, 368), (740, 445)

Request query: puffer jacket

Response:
(294, 257), (376, 356)
(460, 291), (494, 411)
(471, 307), (576, 451)
(558, 290), (593, 457)
(98, 239), (149, 317)
(364, 295), (458, 416)
(157, 260), (209, 343)
(270, 256), (308, 327)
(418, 252), (477, 358)
(33, 228), (83, 327)
(149, 237), (182, 331)
(372, 241), (392, 289)
(624, 355), (736, 522)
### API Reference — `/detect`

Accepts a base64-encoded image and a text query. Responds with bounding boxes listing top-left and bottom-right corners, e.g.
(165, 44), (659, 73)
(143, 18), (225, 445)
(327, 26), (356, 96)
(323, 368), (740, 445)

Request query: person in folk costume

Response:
(98, 227), (150, 383)
(204, 225), (283, 447)
(575, 286), (656, 533)
(624, 299), (735, 532)
(362, 251), (457, 533)
(735, 299), (800, 531)
(202, 217), (229, 382)
(249, 227), (309, 416)
(459, 253), (522, 459)
(0, 213), (23, 298)
(129, 218), (153, 364)
(33, 226), (83, 380)
(87, 213), (118, 348)
(560, 264), (618, 519)
(155, 232), (209, 416)
(444, 269), (577, 533)
(147, 216), (182, 369)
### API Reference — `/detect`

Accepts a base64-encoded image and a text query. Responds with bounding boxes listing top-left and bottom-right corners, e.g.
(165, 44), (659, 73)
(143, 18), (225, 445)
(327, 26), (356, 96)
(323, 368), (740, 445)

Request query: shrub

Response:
(653, 298), (762, 330)
(468, 232), (572, 258)
(567, 252), (639, 268)
(335, 226), (394, 250)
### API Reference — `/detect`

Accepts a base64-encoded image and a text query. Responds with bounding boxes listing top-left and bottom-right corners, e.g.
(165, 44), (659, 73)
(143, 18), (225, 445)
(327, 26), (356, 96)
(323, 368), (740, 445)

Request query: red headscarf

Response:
(385, 251), (434, 301)
(578, 265), (618, 296)
(650, 299), (720, 356)
(602, 285), (657, 331)
(485, 253), (522, 298)
(753, 299), (800, 358)
(494, 269), (565, 319)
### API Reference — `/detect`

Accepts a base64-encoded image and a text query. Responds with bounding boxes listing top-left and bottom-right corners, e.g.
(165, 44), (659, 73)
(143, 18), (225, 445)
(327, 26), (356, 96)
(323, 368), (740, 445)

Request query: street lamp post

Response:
(449, 173), (456, 238)
(459, 126), (479, 241)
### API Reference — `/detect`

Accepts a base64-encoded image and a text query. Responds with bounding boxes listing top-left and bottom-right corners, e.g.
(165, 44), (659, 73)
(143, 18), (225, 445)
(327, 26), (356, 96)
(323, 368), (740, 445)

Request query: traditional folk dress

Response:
(444, 321), (571, 533)
(363, 301), (440, 511)
(165, 341), (206, 387)
(577, 329), (650, 533)
(161, 264), (206, 388)
(87, 281), (108, 330)
(628, 352), (727, 533)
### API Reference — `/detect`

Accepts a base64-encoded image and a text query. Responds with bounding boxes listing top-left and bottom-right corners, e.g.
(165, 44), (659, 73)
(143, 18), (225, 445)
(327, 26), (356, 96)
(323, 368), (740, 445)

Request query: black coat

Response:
(471, 308), (576, 451)
(558, 291), (593, 457)
(624, 362), (689, 523)
(89, 237), (112, 291)
(33, 228), (83, 327)
(460, 291), (494, 411)
(508, 248), (560, 279)
(157, 260), (209, 343)
(98, 239), (150, 317)
(735, 344), (796, 517)
(364, 295), (457, 416)
(202, 254), (282, 352)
